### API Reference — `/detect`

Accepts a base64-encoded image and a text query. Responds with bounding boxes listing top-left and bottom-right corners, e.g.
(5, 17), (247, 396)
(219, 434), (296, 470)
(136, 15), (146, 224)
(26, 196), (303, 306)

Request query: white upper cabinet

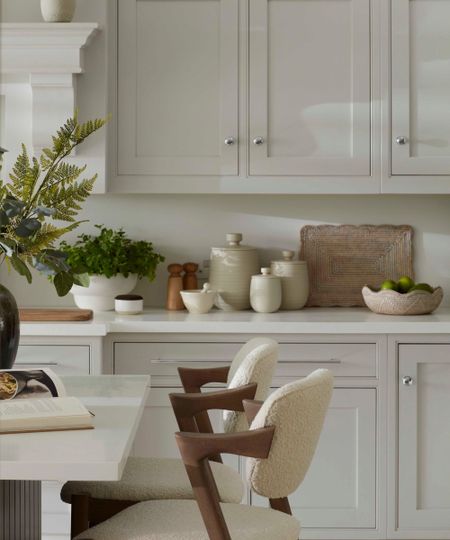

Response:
(391, 0), (450, 175)
(248, 0), (371, 176)
(117, 0), (238, 177)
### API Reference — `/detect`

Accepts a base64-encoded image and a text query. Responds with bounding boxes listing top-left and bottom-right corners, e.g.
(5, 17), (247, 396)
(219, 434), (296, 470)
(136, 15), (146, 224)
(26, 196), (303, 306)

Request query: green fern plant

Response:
(0, 113), (107, 296)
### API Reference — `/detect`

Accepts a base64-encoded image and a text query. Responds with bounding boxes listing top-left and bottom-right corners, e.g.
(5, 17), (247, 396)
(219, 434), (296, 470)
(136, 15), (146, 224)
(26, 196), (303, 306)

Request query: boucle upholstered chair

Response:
(63, 337), (278, 538)
(73, 369), (334, 540)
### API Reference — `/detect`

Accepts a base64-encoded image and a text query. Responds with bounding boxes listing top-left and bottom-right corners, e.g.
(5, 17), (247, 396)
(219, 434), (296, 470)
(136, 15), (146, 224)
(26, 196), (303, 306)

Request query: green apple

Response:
(397, 276), (415, 293)
(380, 279), (398, 291)
(410, 283), (434, 293)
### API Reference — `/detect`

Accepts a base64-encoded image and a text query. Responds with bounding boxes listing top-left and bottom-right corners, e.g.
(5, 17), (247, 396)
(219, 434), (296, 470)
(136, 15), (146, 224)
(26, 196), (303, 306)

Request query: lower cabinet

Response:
(398, 344), (450, 533)
(113, 339), (379, 537)
(15, 343), (92, 540)
(251, 388), (377, 530)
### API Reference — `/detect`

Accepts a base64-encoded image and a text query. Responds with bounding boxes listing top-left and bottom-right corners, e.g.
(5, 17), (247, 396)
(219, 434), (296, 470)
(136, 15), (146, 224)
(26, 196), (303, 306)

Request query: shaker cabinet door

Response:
(398, 345), (450, 530)
(391, 0), (450, 175)
(117, 0), (238, 177)
(251, 388), (377, 529)
(248, 0), (371, 176)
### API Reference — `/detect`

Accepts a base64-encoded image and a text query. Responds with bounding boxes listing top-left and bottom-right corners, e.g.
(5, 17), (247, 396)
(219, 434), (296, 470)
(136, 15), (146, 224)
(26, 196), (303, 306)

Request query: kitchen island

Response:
(17, 307), (450, 540)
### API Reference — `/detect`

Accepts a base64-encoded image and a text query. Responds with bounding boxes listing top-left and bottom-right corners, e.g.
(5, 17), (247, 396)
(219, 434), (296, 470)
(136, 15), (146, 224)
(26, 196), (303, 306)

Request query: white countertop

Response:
(19, 307), (450, 335)
(0, 375), (150, 481)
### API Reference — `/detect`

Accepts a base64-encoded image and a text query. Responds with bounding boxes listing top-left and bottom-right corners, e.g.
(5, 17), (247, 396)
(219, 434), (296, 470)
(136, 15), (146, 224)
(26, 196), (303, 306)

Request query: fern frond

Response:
(8, 146), (41, 201)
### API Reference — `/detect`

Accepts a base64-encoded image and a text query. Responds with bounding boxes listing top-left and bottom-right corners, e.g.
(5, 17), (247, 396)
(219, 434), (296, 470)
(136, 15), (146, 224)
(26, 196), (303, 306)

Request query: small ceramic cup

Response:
(115, 294), (144, 315)
(180, 283), (216, 314)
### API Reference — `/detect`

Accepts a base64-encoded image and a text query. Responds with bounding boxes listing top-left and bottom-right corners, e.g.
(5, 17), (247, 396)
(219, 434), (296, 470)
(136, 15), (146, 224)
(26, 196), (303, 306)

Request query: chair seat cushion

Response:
(74, 499), (300, 540)
(61, 457), (244, 504)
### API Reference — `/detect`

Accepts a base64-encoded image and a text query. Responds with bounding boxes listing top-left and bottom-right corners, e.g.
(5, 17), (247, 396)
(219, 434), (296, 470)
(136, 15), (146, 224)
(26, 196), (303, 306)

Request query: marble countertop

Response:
(19, 307), (450, 336)
(0, 375), (150, 480)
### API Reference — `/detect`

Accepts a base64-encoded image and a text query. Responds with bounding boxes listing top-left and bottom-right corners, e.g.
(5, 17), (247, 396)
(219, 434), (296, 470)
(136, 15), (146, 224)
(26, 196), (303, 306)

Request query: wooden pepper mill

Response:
(183, 262), (199, 291)
(166, 263), (185, 311)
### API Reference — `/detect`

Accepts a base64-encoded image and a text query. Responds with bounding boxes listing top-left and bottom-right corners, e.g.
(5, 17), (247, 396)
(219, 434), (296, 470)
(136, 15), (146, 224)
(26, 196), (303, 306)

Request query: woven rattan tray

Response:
(300, 224), (414, 307)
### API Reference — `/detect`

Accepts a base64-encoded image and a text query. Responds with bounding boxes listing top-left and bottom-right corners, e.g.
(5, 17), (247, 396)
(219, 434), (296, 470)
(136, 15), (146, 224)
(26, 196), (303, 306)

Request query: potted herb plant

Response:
(0, 114), (107, 368)
(60, 225), (165, 311)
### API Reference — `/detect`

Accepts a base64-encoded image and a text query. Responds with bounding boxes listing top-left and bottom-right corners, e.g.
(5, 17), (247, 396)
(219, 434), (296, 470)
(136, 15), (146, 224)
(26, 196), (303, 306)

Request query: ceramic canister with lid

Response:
(270, 250), (309, 310)
(250, 268), (282, 313)
(209, 233), (260, 311)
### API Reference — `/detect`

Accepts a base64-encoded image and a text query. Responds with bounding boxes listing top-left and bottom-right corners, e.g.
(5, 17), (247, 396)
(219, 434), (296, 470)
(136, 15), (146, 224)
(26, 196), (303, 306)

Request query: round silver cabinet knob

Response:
(253, 137), (265, 145)
(402, 375), (413, 386)
(224, 137), (235, 146)
(396, 136), (408, 145)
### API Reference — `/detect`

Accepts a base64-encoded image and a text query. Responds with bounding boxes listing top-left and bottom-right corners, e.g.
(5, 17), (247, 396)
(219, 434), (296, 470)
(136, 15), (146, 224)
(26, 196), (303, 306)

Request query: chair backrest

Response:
(223, 337), (278, 433)
(246, 369), (333, 499)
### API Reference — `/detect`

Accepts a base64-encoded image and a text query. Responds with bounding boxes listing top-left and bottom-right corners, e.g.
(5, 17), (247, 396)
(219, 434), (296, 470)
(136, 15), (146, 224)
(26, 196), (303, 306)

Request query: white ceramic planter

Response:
(71, 274), (138, 311)
(41, 0), (76, 22)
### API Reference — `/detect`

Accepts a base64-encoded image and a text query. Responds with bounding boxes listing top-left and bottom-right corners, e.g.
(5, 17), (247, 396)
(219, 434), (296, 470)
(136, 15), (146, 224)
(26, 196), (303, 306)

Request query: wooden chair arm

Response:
(175, 427), (275, 466)
(243, 399), (264, 424)
(170, 383), (257, 431)
(178, 366), (230, 393)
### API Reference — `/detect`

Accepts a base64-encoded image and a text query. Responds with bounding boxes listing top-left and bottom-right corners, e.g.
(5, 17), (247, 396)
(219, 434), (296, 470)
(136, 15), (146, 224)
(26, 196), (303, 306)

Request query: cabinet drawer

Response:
(114, 342), (239, 386)
(277, 343), (377, 379)
(15, 345), (90, 375)
(114, 341), (376, 386)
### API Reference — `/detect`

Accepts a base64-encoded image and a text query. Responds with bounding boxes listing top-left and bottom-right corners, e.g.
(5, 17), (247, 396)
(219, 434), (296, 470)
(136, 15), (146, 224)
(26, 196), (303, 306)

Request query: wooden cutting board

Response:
(19, 309), (93, 322)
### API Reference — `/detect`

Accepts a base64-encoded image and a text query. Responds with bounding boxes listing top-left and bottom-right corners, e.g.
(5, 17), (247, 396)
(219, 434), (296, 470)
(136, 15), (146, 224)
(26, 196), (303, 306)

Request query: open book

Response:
(0, 368), (93, 434)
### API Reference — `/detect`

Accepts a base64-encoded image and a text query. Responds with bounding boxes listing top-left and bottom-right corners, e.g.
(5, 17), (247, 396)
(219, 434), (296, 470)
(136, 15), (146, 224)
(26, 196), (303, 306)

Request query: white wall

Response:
(1, 1), (450, 309)
(2, 194), (450, 308)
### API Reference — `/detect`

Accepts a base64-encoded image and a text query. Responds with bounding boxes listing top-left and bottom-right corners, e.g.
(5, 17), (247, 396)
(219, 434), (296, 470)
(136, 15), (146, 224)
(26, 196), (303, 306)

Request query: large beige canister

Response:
(270, 250), (309, 310)
(209, 233), (260, 311)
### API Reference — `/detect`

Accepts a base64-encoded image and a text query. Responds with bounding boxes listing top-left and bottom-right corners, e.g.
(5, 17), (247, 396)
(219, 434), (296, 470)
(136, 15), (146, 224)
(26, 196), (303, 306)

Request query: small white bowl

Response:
(180, 287), (216, 314)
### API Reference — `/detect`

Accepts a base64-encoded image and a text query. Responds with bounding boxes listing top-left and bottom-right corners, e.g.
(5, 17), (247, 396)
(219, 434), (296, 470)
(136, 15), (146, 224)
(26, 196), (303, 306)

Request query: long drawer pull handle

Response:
(150, 359), (231, 365)
(279, 359), (342, 364)
(150, 358), (342, 365)
(14, 362), (58, 366)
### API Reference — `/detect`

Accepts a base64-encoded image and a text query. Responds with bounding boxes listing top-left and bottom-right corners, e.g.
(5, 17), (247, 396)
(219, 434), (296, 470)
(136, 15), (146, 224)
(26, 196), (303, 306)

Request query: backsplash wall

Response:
(1, 194), (450, 308)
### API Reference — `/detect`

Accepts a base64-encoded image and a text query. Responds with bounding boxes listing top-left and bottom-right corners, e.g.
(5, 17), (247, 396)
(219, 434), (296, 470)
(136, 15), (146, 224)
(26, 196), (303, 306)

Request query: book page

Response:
(0, 397), (92, 433)
(0, 397), (89, 421)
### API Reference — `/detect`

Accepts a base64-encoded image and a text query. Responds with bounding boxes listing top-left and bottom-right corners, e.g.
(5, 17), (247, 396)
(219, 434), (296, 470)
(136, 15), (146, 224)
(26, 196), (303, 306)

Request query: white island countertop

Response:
(19, 307), (450, 335)
(0, 375), (150, 481)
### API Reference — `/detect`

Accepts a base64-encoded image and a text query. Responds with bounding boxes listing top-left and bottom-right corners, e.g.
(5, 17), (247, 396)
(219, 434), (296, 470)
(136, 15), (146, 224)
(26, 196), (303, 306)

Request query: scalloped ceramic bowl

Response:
(362, 286), (443, 316)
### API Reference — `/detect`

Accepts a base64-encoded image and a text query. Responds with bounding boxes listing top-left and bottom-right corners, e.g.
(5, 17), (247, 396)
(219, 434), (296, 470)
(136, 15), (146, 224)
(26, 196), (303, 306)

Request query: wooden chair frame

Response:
(69, 366), (257, 538)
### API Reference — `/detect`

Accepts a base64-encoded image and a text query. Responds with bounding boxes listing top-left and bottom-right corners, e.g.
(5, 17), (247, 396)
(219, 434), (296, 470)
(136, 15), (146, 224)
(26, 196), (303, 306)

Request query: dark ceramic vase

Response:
(0, 283), (20, 368)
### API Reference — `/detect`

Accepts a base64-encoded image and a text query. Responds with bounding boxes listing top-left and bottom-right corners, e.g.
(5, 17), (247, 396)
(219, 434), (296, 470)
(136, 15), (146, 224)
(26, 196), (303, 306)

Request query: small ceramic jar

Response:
(270, 250), (309, 310)
(250, 268), (282, 313)
(115, 294), (144, 315)
(209, 233), (260, 311)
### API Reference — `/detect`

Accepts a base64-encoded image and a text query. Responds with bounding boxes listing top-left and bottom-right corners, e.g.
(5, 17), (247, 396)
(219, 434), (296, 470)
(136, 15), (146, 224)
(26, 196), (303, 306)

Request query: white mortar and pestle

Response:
(180, 283), (216, 314)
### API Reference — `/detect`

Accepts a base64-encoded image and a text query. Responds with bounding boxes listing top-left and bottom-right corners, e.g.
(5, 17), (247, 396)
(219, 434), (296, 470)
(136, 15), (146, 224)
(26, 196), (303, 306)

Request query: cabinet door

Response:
(251, 388), (376, 529)
(117, 0), (238, 176)
(249, 0), (371, 176)
(392, 0), (450, 175)
(398, 345), (450, 529)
